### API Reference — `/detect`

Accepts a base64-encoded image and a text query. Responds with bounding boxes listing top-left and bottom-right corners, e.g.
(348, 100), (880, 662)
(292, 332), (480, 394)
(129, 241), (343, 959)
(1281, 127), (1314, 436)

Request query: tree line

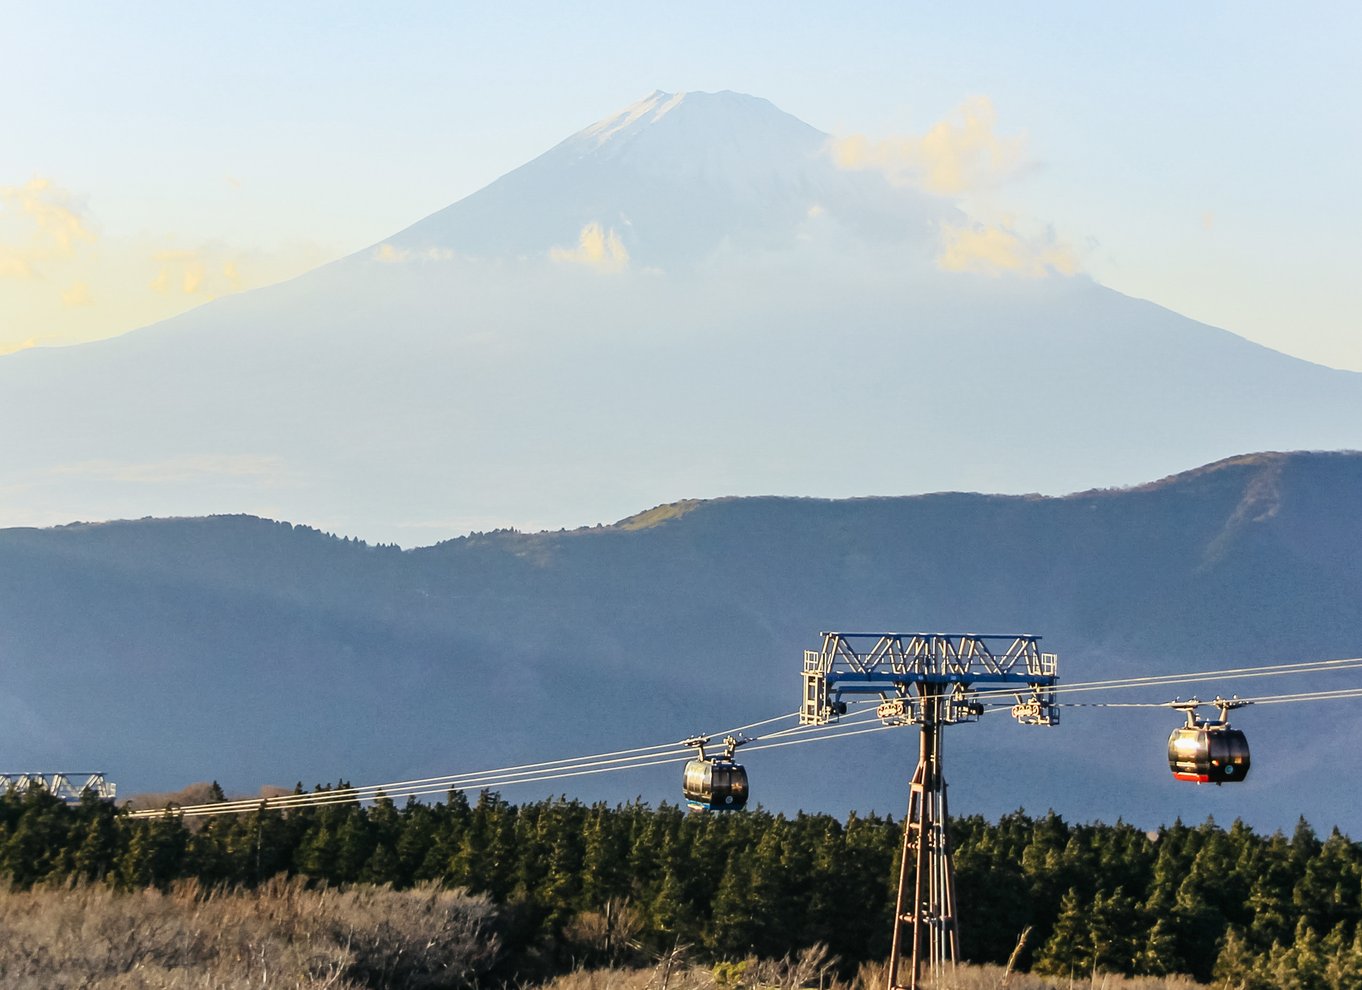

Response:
(1, 784), (1360, 988)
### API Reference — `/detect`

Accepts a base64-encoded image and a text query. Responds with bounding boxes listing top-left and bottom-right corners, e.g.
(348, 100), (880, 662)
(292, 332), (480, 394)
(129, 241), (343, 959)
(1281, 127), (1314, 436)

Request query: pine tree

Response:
(1089, 887), (1139, 974)
(580, 804), (630, 909)
(1033, 888), (1093, 977)
(1271, 919), (1326, 990)
(334, 806), (374, 882)
(119, 814), (188, 888)
(1212, 926), (1270, 990)
(396, 800), (438, 883)
(1294, 828), (1361, 936)
(708, 851), (757, 959)
(1136, 914), (1181, 977)
(361, 842), (400, 884)
(1323, 924), (1362, 990)
(2, 786), (73, 885)
(1248, 830), (1298, 950)
(71, 794), (120, 882)
(294, 822), (339, 879)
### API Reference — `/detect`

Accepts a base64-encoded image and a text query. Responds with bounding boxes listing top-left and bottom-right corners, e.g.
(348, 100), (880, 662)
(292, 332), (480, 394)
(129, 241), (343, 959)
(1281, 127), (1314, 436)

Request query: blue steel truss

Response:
(0, 772), (116, 804)
(800, 631), (1059, 726)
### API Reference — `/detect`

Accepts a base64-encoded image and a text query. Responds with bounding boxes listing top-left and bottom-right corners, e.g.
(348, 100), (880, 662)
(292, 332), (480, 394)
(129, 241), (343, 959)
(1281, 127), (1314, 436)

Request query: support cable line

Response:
(127, 710), (803, 818)
(164, 719), (898, 822)
(996, 685), (1362, 710)
(130, 715), (903, 820)
(135, 713), (893, 822)
(970, 655), (1362, 702)
(1245, 686), (1362, 705)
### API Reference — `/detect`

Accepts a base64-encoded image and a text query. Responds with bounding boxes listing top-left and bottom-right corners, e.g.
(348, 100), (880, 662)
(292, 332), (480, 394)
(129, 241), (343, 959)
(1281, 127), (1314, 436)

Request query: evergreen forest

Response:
(2, 785), (1361, 989)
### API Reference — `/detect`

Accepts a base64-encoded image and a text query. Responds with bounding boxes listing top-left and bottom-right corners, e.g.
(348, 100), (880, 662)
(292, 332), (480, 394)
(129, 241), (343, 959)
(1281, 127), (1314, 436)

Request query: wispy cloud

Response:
(61, 281), (93, 308)
(0, 337), (38, 356)
(1, 175), (334, 353)
(371, 243), (456, 264)
(0, 177), (96, 279)
(937, 219), (1078, 278)
(830, 97), (1026, 195)
(549, 222), (630, 273)
(149, 245), (260, 298)
(42, 454), (291, 485)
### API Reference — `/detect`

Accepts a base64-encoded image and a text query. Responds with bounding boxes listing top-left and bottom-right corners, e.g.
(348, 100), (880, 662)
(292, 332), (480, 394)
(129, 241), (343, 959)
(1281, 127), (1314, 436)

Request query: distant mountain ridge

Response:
(3, 451), (1360, 833)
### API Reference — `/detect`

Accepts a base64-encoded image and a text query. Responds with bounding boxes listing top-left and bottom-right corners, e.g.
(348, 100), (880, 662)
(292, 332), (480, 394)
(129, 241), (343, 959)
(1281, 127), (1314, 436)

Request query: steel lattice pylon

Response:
(800, 632), (1058, 990)
(890, 688), (956, 989)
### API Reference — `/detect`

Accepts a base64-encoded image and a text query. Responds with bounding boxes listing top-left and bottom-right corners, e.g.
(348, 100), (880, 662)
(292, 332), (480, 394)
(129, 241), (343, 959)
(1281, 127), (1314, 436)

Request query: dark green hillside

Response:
(2, 451), (1361, 831)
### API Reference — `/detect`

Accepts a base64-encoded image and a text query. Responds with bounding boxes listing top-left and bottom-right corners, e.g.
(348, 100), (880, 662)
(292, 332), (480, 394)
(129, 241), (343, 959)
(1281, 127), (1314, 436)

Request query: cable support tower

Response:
(799, 631), (1058, 990)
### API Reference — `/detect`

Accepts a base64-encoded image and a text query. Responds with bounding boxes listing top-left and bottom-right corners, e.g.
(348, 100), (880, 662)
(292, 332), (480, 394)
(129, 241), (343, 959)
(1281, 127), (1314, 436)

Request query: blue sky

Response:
(4, 1), (1359, 367)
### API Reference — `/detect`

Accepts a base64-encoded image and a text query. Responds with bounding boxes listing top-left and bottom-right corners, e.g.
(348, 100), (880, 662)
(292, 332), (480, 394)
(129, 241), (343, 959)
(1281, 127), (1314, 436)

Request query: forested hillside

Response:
(3, 451), (1362, 830)
(2, 788), (1360, 988)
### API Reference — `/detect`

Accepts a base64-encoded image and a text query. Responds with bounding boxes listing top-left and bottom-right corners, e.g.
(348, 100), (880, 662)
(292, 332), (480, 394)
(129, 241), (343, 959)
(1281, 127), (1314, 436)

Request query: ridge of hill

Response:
(2, 451), (1360, 832)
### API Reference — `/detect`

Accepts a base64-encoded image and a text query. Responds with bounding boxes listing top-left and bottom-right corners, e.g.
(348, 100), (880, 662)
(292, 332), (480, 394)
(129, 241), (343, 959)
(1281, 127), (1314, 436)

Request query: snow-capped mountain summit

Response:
(570, 90), (817, 164)
(380, 89), (941, 267)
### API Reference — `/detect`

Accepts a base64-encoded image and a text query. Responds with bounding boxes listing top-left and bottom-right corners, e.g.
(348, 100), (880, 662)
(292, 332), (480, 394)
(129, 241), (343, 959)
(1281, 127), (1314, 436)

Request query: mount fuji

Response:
(2, 90), (1359, 544)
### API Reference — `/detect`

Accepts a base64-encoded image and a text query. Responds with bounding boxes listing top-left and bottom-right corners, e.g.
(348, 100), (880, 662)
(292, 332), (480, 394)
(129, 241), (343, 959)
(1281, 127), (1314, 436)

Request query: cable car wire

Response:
(971, 656), (1362, 701)
(129, 655), (1362, 820)
(978, 684), (1362, 711)
(132, 716), (905, 820)
(128, 710), (806, 819)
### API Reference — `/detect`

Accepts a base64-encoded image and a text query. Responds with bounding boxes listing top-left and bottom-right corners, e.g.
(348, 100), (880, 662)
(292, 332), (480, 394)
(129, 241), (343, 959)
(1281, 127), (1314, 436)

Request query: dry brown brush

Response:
(0, 876), (499, 989)
(532, 950), (1205, 990)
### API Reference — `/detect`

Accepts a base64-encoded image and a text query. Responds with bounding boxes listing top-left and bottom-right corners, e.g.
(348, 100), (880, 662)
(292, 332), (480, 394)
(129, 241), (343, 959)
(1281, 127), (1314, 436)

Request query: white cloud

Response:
(937, 219), (1078, 278)
(830, 97), (1026, 195)
(549, 222), (629, 273)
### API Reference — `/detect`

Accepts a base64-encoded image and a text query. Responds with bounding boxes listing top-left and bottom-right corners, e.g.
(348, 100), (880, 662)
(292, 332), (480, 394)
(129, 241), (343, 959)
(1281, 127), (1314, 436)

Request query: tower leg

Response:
(887, 693), (958, 990)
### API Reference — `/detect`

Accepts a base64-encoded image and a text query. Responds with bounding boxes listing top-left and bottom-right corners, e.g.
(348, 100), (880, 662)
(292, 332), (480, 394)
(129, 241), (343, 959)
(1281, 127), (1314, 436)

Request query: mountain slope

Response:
(3, 451), (1361, 832)
(1, 91), (1360, 544)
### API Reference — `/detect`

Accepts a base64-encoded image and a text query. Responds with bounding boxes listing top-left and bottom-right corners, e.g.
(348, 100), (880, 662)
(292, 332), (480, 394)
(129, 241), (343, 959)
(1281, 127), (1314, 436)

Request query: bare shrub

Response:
(121, 782), (227, 812)
(746, 944), (839, 990)
(902, 961), (1207, 990)
(565, 899), (646, 965)
(534, 950), (720, 990)
(533, 959), (1206, 990)
(320, 880), (500, 988)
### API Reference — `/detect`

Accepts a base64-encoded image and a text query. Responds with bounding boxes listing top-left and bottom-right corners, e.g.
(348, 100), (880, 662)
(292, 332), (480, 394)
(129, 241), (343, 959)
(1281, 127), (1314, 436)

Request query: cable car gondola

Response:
(1167, 697), (1251, 784)
(681, 734), (750, 811)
